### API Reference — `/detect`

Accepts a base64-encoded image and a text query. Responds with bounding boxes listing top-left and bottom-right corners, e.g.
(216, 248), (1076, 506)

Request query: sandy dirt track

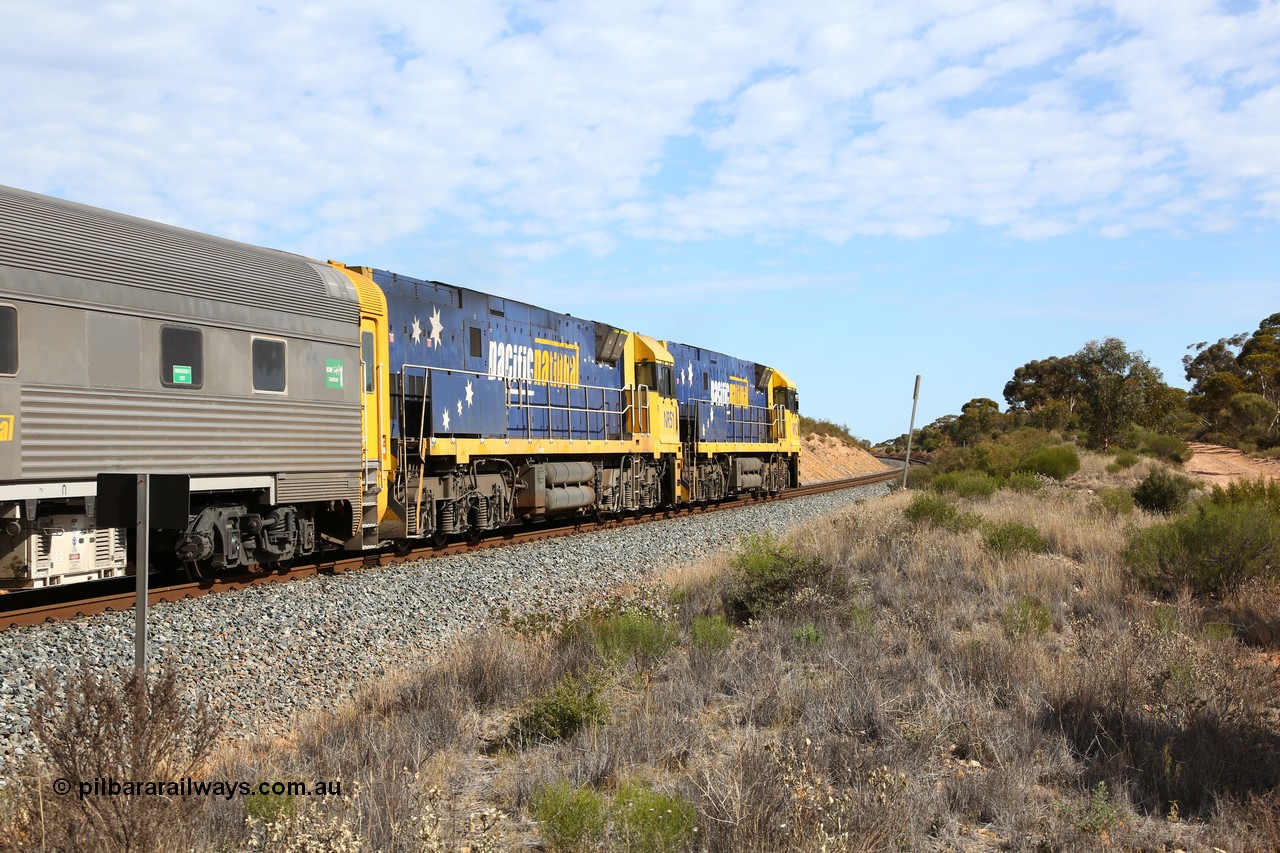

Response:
(1184, 441), (1280, 487)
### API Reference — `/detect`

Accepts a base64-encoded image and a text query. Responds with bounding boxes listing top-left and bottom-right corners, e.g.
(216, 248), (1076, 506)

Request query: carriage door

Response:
(359, 317), (388, 548)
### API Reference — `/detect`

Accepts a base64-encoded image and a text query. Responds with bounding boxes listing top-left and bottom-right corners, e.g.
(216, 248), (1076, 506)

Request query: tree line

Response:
(880, 312), (1280, 454)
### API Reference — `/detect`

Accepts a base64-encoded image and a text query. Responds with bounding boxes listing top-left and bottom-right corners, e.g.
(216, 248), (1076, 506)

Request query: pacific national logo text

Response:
(488, 338), (580, 386)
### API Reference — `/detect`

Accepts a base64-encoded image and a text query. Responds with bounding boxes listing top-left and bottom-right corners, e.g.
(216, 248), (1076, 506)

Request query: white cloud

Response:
(1, 0), (1278, 261)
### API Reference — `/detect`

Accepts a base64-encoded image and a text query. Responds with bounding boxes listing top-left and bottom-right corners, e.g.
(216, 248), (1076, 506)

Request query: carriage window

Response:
(469, 327), (482, 359)
(160, 326), (202, 388)
(0, 306), (16, 375)
(252, 338), (286, 392)
(362, 331), (375, 393)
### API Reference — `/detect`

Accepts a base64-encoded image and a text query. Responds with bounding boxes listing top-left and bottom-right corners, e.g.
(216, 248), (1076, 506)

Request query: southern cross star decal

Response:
(441, 408), (450, 430)
(411, 316), (422, 344)
(428, 306), (444, 348)
(465, 380), (474, 407)
(456, 399), (463, 417)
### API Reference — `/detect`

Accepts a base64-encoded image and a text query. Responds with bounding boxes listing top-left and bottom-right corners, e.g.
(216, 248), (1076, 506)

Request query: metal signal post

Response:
(96, 473), (190, 674)
(903, 375), (921, 489)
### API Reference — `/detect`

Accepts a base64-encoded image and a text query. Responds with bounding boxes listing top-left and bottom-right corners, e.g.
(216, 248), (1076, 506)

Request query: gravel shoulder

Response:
(0, 484), (888, 771)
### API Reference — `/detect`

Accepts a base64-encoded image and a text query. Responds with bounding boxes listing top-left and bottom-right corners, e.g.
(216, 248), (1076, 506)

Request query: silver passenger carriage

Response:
(0, 186), (364, 586)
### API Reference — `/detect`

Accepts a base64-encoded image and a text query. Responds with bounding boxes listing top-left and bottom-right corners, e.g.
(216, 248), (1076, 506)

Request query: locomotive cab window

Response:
(656, 363), (675, 397)
(773, 388), (799, 413)
(252, 337), (286, 392)
(160, 326), (202, 388)
(0, 305), (16, 375)
(636, 361), (653, 391)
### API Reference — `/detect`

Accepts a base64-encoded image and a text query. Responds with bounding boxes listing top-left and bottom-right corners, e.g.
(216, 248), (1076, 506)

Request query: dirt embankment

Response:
(798, 434), (891, 483)
(1185, 442), (1280, 487)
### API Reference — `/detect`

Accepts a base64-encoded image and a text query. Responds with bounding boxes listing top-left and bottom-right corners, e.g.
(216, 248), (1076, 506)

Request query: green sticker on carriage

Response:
(325, 359), (344, 389)
(172, 365), (192, 384)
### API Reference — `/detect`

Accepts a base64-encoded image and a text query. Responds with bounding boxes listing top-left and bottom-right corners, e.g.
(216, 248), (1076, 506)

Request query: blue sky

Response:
(3, 0), (1278, 441)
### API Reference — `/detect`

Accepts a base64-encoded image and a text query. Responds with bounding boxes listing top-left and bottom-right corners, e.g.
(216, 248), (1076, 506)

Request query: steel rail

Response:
(1, 466), (902, 630)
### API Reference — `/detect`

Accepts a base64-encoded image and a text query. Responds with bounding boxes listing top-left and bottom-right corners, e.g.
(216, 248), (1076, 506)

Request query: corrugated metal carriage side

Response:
(0, 185), (365, 587)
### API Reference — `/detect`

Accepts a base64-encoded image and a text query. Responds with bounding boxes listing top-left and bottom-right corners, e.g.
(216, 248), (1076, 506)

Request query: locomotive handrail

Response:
(684, 398), (778, 444)
(398, 364), (642, 445)
(632, 384), (650, 436)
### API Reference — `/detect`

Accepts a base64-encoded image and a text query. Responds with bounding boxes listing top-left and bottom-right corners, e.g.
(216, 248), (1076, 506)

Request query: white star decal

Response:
(411, 317), (422, 344)
(428, 306), (444, 348)
(465, 381), (474, 407)
(685, 363), (694, 385)
(441, 408), (450, 430)
(456, 399), (463, 416)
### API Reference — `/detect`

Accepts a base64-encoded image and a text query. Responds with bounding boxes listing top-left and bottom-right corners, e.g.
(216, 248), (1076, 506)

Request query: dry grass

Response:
(5, 451), (1278, 851)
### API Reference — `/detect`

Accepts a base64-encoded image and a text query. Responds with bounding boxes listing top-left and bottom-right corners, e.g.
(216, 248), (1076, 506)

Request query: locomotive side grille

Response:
(0, 185), (357, 324)
(20, 385), (361, 479)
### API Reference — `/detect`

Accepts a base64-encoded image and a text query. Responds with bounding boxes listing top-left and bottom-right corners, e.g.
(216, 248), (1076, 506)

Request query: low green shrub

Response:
(689, 614), (734, 652)
(903, 493), (979, 532)
(1132, 467), (1196, 514)
(1142, 433), (1191, 463)
(592, 612), (678, 669)
(1003, 472), (1044, 492)
(245, 790), (295, 825)
(1201, 622), (1237, 643)
(1113, 450), (1140, 469)
(791, 622), (823, 647)
(532, 780), (606, 851)
(1071, 781), (1126, 835)
(507, 674), (609, 746)
(982, 521), (1048, 556)
(1095, 487), (1135, 516)
(931, 470), (1000, 498)
(722, 533), (844, 624)
(1002, 595), (1053, 637)
(1020, 445), (1080, 481)
(611, 781), (697, 853)
(1210, 477), (1280, 513)
(1125, 502), (1280, 596)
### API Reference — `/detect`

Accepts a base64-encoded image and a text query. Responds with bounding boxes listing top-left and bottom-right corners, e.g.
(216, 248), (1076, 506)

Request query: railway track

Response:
(1, 467), (902, 629)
